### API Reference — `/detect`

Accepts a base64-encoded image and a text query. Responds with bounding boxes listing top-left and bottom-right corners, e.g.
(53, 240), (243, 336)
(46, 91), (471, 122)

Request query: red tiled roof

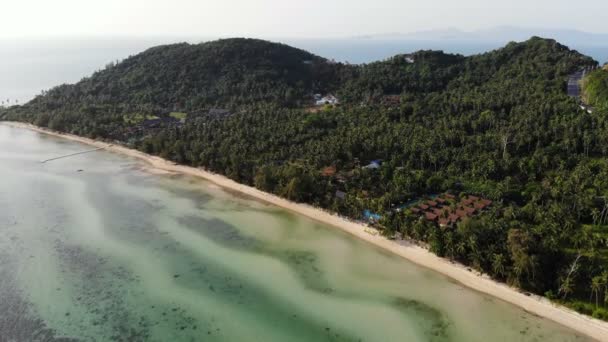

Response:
(455, 210), (468, 217)
(419, 204), (430, 210)
(436, 198), (446, 204)
(444, 194), (455, 199)
(425, 212), (438, 221)
(321, 166), (337, 177)
(448, 214), (460, 222)
(462, 199), (474, 205)
(427, 201), (438, 207)
(411, 207), (421, 213)
(463, 207), (476, 215)
(481, 199), (493, 206)
(474, 202), (487, 210)
(469, 195), (480, 201)
(439, 218), (449, 226)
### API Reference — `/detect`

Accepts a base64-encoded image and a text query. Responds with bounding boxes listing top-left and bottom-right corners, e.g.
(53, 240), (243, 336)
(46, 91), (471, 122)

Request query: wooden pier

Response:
(41, 145), (111, 163)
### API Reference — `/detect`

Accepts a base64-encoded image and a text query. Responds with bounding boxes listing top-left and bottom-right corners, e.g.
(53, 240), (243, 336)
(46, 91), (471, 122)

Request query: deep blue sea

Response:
(1, 37), (607, 104)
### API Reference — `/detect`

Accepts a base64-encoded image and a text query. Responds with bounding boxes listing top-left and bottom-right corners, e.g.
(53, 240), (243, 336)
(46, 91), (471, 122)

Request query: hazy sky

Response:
(2, 0), (607, 39)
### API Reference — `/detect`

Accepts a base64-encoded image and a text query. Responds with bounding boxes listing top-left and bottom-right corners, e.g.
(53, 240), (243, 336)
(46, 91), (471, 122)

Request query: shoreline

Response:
(4, 121), (608, 341)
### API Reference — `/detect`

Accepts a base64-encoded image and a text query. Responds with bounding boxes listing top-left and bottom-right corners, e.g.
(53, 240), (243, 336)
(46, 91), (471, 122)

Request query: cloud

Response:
(1, 0), (607, 39)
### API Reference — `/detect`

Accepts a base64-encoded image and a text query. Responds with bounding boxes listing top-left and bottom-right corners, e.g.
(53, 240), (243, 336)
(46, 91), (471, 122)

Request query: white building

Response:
(315, 94), (339, 106)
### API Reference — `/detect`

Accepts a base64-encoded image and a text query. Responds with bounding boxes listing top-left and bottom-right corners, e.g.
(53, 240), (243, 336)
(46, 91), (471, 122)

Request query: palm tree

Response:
(590, 276), (603, 308)
(603, 272), (608, 308)
(559, 253), (582, 300)
(559, 276), (575, 300)
(492, 253), (506, 278)
(444, 232), (455, 259)
(591, 208), (600, 226)
(456, 241), (466, 259)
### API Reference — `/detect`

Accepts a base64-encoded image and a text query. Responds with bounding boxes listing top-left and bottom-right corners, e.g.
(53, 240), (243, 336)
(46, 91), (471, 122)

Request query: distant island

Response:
(2, 36), (608, 323)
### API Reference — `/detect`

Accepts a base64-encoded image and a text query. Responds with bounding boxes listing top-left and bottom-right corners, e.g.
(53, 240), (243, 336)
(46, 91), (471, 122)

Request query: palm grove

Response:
(3, 37), (608, 319)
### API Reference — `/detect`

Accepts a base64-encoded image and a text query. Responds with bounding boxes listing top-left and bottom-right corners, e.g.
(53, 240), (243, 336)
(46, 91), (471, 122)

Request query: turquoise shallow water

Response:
(0, 124), (594, 342)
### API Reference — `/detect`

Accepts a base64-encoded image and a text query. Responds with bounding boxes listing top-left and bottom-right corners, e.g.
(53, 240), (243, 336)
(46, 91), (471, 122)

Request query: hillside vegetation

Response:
(582, 68), (608, 108)
(19, 38), (348, 114)
(3, 37), (608, 320)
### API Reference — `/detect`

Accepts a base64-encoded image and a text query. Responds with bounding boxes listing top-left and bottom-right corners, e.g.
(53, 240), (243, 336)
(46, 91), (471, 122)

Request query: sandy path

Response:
(4, 121), (608, 342)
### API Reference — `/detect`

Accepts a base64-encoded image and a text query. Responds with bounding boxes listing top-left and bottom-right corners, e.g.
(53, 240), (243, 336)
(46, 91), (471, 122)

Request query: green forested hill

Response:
(22, 38), (348, 113)
(582, 68), (608, 108)
(3, 37), (608, 320)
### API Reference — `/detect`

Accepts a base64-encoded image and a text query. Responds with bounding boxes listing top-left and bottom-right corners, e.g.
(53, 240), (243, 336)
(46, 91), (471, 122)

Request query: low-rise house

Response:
(425, 212), (438, 221)
(463, 207), (476, 215)
(455, 209), (469, 218)
(321, 166), (337, 177)
(141, 116), (181, 129)
(481, 199), (493, 206)
(208, 108), (232, 117)
(474, 202), (487, 210)
(335, 190), (346, 200)
(364, 160), (382, 169)
(381, 95), (402, 107)
(315, 94), (340, 106)
(462, 198), (474, 206)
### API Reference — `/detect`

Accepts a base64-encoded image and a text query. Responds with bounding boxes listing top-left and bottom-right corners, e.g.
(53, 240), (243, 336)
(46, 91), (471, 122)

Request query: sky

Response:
(2, 0), (608, 39)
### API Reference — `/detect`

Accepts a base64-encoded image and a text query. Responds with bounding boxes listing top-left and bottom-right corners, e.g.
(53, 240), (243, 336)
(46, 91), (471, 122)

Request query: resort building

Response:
(408, 194), (493, 228)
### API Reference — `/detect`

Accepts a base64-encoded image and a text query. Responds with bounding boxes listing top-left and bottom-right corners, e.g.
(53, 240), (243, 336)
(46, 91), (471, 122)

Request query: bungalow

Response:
(425, 212), (438, 221)
(382, 95), (402, 106)
(410, 207), (421, 214)
(427, 200), (439, 208)
(455, 209), (469, 218)
(321, 166), (337, 177)
(463, 207), (476, 215)
(335, 190), (346, 200)
(364, 160), (382, 169)
(315, 94), (340, 106)
(481, 199), (493, 206)
(419, 204), (430, 211)
(462, 198), (474, 206)
(474, 202), (487, 210)
(208, 108), (232, 117)
(141, 116), (181, 129)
